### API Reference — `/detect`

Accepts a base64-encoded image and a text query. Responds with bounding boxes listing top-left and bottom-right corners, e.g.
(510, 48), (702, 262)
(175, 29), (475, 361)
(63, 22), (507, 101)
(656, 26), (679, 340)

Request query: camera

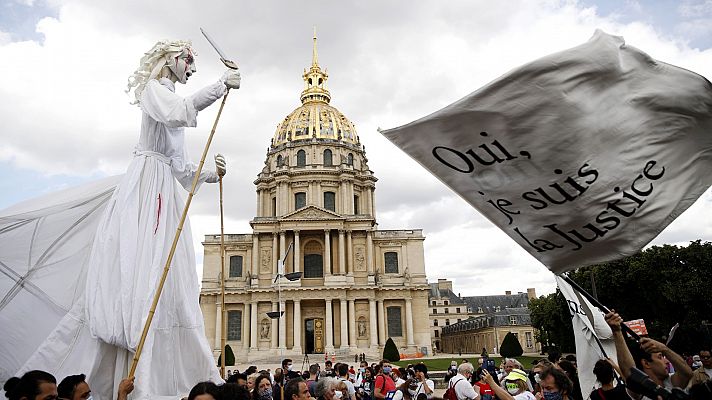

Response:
(626, 368), (688, 400)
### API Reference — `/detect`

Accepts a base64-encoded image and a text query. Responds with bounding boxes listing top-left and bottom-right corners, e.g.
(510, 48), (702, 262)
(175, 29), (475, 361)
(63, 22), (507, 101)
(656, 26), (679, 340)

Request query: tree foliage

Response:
(383, 337), (400, 362)
(500, 332), (524, 358)
(217, 344), (235, 366)
(528, 291), (575, 353)
(567, 240), (712, 353)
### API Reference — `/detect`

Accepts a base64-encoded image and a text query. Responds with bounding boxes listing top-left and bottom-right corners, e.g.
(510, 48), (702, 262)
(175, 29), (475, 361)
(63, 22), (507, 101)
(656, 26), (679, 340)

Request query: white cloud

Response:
(2, 0), (712, 297)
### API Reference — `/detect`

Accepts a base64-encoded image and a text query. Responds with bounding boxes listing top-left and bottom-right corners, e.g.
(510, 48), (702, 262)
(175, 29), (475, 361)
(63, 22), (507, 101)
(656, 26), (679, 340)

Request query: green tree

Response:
(217, 344), (235, 366)
(500, 332), (524, 358)
(528, 291), (575, 353)
(383, 337), (400, 362)
(568, 240), (712, 353)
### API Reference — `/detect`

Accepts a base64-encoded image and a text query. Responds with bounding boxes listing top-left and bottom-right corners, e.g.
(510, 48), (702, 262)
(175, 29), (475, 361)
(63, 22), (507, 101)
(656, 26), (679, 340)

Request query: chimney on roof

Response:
(505, 290), (511, 295)
(527, 288), (537, 300)
(437, 279), (453, 291)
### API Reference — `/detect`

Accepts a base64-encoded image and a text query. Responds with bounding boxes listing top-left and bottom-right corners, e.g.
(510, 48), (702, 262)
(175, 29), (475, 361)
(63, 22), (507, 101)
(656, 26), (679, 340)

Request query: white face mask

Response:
(334, 390), (343, 399)
(167, 48), (196, 84)
(507, 387), (520, 395)
(288, 364), (294, 371)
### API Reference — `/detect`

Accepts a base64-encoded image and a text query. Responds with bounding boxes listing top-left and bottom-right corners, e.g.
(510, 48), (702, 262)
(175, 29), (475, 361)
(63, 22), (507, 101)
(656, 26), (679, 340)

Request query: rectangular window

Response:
(271, 197), (277, 216)
(432, 309), (437, 314)
(229, 255), (243, 277)
(353, 195), (359, 214)
(295, 192), (306, 210)
(227, 310), (242, 341)
(434, 319), (438, 326)
(445, 319), (450, 326)
(526, 331), (533, 348)
(456, 307), (460, 313)
(324, 192), (336, 212)
(445, 308), (449, 314)
(509, 316), (517, 325)
(434, 330), (439, 337)
(386, 306), (403, 337)
(384, 252), (398, 273)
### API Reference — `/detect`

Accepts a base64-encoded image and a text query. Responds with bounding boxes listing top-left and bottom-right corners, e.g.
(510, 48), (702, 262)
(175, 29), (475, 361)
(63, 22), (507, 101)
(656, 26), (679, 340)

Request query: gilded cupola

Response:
(272, 29), (359, 147)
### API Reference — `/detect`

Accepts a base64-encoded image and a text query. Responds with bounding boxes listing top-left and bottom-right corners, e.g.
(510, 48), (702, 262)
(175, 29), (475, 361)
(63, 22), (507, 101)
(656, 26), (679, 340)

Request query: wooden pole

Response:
(219, 175), (227, 378)
(128, 88), (231, 379)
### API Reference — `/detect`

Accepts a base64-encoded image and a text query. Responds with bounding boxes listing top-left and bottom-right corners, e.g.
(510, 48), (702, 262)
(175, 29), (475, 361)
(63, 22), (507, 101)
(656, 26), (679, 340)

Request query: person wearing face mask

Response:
(253, 375), (274, 400)
(473, 368), (494, 400)
(482, 368), (533, 400)
(374, 361), (396, 400)
(536, 367), (574, 400)
(284, 359), (301, 381)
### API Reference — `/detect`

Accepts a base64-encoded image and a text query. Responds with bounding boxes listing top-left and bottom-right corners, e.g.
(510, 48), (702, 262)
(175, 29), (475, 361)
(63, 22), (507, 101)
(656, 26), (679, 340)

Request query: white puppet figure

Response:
(83, 40), (240, 398)
(13, 40), (240, 400)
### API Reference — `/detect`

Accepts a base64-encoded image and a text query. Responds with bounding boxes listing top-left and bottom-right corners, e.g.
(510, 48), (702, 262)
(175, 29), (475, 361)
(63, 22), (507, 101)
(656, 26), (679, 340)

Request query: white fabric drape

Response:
(1, 77), (226, 399)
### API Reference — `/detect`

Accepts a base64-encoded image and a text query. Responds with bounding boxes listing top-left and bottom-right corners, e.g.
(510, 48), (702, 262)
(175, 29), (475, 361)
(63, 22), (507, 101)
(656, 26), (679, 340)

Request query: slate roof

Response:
(462, 293), (530, 314)
(428, 283), (466, 304)
(441, 307), (533, 334)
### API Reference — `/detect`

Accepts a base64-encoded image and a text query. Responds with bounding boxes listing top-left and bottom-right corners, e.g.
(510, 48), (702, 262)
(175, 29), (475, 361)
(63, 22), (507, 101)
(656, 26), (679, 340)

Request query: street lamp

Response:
(267, 241), (302, 357)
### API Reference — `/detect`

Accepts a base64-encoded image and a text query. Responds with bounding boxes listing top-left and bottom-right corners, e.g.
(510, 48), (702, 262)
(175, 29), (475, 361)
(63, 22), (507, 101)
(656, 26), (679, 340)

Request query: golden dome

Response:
(272, 30), (359, 147)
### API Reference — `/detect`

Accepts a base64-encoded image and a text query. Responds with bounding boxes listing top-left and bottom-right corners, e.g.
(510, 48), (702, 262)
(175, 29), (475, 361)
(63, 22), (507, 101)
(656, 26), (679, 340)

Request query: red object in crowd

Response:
(474, 382), (494, 397)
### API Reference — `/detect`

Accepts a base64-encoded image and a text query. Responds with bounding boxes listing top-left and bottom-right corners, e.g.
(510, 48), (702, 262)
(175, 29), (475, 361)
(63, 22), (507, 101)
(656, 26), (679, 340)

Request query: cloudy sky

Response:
(1, 0), (711, 298)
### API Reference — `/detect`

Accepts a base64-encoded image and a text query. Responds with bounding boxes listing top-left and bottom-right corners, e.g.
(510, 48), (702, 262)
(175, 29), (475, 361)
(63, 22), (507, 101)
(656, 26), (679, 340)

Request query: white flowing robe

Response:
(10, 77), (226, 399)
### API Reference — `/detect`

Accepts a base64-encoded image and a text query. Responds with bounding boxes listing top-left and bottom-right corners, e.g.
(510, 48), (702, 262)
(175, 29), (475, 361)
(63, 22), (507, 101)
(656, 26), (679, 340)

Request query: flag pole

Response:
(560, 275), (640, 341)
(219, 174), (227, 378)
(128, 89), (231, 379)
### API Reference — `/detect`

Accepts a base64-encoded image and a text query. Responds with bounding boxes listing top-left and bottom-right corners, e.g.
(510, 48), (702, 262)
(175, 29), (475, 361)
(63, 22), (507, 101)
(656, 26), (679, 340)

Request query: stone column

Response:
(366, 231), (374, 275)
(324, 230), (332, 277)
(369, 299), (378, 347)
(252, 234), (259, 277)
(325, 299), (334, 351)
(250, 301), (258, 350)
(316, 182), (322, 207)
(294, 230), (300, 273)
(366, 187), (373, 216)
(338, 230), (345, 275)
(279, 299), (286, 350)
(377, 299), (386, 345)
(243, 303), (250, 350)
(371, 188), (376, 217)
(293, 300), (302, 353)
(214, 302), (222, 350)
(279, 231), (287, 273)
(257, 189), (263, 217)
(348, 299), (356, 348)
(346, 231), (353, 275)
(271, 302), (278, 349)
(272, 233), (279, 276)
(405, 298), (415, 347)
(340, 299), (348, 349)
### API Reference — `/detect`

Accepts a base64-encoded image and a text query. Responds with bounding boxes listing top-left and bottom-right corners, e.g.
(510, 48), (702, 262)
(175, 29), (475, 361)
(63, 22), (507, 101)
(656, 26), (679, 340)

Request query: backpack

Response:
(443, 378), (464, 400)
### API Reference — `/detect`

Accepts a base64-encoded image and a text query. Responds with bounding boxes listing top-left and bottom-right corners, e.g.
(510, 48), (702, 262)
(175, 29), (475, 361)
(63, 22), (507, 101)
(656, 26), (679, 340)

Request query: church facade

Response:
(199, 35), (431, 361)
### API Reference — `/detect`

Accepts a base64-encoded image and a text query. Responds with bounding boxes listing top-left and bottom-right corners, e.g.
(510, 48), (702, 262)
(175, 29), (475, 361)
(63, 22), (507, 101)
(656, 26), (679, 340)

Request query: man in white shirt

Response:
(408, 364), (434, 399)
(447, 363), (478, 400)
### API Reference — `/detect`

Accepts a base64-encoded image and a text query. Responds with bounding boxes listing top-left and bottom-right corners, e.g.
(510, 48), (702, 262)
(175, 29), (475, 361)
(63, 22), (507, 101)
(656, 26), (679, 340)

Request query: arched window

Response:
(297, 150), (306, 167)
(324, 191), (336, 212)
(386, 306), (403, 337)
(303, 241), (323, 278)
(295, 192), (306, 210)
(347, 153), (354, 166)
(384, 251), (398, 273)
(229, 255), (243, 277)
(323, 149), (333, 166)
(227, 310), (242, 340)
(276, 154), (283, 167)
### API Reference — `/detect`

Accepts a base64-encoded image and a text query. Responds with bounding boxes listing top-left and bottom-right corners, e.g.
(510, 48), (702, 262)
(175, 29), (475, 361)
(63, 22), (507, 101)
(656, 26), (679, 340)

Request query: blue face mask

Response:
(383, 367), (392, 374)
(259, 388), (273, 400)
(543, 392), (563, 400)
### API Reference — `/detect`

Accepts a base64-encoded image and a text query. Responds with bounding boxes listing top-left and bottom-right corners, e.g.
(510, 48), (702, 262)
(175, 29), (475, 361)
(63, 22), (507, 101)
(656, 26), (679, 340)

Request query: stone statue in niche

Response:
(357, 317), (367, 337)
(260, 318), (270, 339)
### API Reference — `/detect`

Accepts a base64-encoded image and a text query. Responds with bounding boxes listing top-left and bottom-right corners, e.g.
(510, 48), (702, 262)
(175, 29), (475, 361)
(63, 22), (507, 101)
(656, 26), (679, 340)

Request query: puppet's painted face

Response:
(168, 48), (196, 84)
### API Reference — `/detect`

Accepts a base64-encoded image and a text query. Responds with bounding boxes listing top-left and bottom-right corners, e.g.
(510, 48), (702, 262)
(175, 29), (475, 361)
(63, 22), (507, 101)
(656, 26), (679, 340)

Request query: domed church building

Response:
(199, 33), (431, 361)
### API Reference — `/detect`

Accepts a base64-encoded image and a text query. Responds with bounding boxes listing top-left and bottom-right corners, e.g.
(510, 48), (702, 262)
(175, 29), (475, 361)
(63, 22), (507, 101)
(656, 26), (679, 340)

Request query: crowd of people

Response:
(5, 323), (712, 400)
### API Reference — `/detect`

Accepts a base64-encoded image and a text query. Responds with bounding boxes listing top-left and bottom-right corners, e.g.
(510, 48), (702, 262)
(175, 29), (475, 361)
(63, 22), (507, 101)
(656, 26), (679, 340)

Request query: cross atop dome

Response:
(301, 27), (331, 104)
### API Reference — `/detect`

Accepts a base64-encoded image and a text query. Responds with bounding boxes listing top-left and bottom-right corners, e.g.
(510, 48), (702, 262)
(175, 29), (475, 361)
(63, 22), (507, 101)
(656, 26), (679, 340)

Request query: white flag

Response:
(556, 276), (617, 399)
(381, 30), (712, 273)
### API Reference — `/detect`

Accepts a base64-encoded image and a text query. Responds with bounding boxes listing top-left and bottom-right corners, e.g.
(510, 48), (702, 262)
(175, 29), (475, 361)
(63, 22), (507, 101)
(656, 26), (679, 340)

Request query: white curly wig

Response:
(125, 39), (194, 104)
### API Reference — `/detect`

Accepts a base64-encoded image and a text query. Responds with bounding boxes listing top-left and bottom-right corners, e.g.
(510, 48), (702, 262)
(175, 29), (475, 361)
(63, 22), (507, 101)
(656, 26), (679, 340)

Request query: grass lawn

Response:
(393, 356), (540, 371)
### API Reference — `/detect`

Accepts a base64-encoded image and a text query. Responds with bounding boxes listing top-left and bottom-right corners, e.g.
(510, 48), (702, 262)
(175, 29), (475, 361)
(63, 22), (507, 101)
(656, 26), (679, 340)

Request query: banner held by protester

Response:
(381, 30), (712, 273)
(556, 276), (617, 398)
